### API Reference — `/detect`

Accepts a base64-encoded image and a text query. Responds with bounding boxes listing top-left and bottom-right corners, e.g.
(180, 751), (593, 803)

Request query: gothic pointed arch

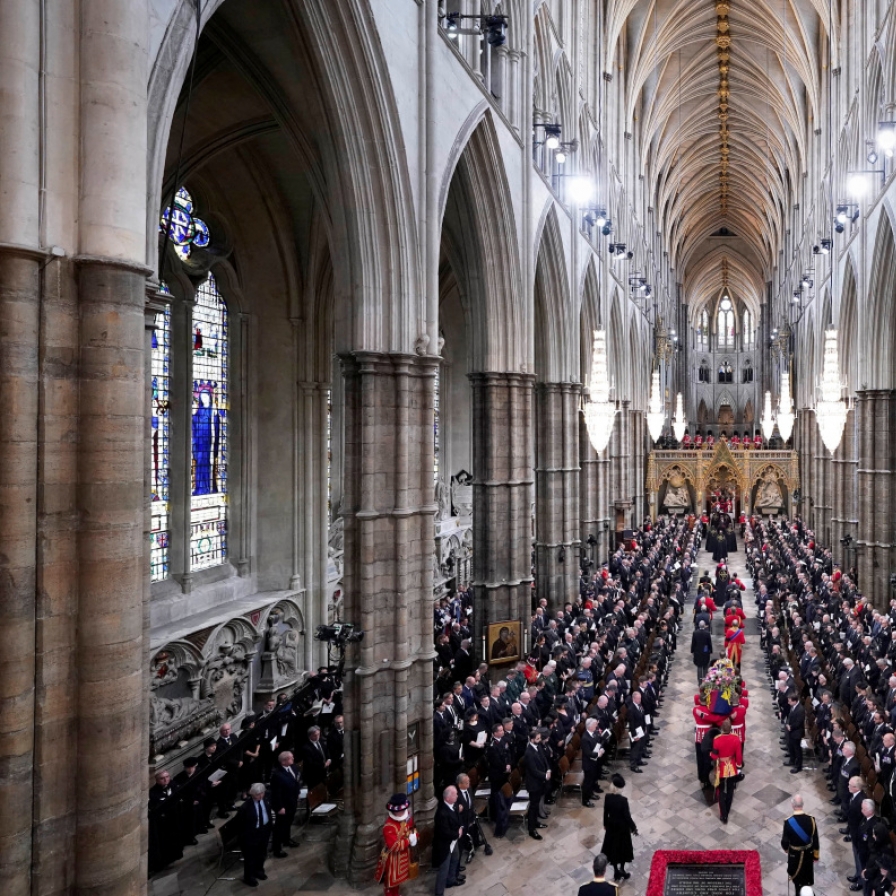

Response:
(867, 215), (896, 389)
(534, 204), (572, 382)
(440, 113), (524, 373)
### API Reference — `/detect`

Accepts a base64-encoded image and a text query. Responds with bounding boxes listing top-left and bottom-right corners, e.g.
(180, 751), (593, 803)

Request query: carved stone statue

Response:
(756, 475), (783, 510)
(435, 478), (451, 520)
(663, 483), (690, 510)
(452, 470), (473, 522)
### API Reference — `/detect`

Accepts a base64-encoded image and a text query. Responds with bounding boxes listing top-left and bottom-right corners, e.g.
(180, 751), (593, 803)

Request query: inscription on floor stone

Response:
(664, 863), (746, 896)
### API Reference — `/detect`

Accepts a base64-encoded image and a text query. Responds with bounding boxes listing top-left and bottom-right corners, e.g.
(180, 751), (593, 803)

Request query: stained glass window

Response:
(696, 311), (709, 349)
(433, 366), (441, 487)
(743, 309), (754, 347)
(160, 187), (210, 262)
(150, 291), (172, 581)
(190, 273), (228, 570)
(717, 308), (734, 348)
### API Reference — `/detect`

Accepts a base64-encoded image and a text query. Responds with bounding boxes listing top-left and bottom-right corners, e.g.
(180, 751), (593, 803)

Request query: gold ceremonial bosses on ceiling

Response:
(715, 0), (731, 218)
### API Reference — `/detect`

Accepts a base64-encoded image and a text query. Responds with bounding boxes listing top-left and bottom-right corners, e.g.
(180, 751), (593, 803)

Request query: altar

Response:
(646, 441), (799, 518)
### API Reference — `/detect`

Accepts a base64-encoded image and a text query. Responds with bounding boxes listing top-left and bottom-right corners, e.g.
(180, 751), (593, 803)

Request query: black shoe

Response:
(843, 835), (852, 842)
(273, 850), (287, 858)
(447, 882), (465, 888)
(536, 823), (548, 829)
(455, 875), (467, 883)
(243, 880), (258, 888)
(621, 871), (631, 880)
(848, 875), (860, 883)
(849, 884), (863, 891)
(545, 797), (556, 805)
(840, 828), (849, 835)
(458, 865), (466, 873)
(790, 768), (801, 774)
(484, 845), (493, 856)
(829, 796), (841, 803)
(721, 817), (728, 824)
(287, 839), (300, 847)
(529, 831), (543, 840)
(631, 768), (643, 773)
(217, 811), (230, 819)
(583, 801), (595, 808)
(594, 786), (604, 793)
(257, 873), (268, 881)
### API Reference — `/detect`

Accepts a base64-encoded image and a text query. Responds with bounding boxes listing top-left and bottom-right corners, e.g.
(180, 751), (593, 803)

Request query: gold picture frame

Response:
(487, 620), (521, 665)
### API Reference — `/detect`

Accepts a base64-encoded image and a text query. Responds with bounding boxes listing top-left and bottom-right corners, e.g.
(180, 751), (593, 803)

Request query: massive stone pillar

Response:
(72, 1), (150, 893)
(813, 420), (832, 547)
(338, 352), (437, 882)
(795, 410), (813, 525)
(609, 400), (634, 537)
(631, 409), (647, 522)
(469, 372), (534, 651)
(856, 391), (896, 605)
(534, 382), (581, 609)
(0, 2), (44, 893)
(830, 407), (857, 555)
(579, 418), (612, 567)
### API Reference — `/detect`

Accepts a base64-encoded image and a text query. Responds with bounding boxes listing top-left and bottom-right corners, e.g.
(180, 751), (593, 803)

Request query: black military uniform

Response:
(781, 810), (819, 891)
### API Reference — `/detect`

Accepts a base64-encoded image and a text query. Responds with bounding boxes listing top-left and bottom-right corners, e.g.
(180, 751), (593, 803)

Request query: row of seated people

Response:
(749, 517), (896, 896)
(430, 516), (700, 856)
(147, 673), (344, 877)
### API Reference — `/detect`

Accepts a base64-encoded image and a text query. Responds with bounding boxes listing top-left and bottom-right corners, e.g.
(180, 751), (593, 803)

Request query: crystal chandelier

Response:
(777, 370), (795, 443)
(760, 390), (776, 441)
(815, 327), (848, 453)
(582, 329), (617, 453)
(646, 369), (665, 442)
(672, 392), (687, 442)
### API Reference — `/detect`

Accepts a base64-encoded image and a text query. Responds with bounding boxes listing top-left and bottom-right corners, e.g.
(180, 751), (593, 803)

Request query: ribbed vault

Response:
(610, 0), (827, 313)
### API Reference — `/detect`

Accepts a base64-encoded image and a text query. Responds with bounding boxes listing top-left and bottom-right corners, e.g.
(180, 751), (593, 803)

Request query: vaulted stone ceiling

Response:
(611, 0), (830, 317)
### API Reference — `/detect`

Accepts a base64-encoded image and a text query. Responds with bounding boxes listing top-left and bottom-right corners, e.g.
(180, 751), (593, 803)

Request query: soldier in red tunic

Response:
(375, 794), (418, 896)
(710, 719), (743, 823)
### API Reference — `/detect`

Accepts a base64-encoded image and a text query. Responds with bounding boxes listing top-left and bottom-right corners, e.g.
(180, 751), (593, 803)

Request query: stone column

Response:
(74, 0), (149, 892)
(631, 409), (647, 522)
(468, 372), (534, 651)
(534, 382), (581, 609)
(0, 1), (40, 891)
(796, 409), (813, 523)
(856, 391), (896, 605)
(830, 406), (857, 555)
(579, 417), (612, 567)
(338, 352), (437, 882)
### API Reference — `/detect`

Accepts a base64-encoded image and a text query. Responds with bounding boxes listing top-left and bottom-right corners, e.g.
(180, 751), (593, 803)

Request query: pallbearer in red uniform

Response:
(706, 432), (715, 448)
(753, 429), (763, 449)
(375, 794), (418, 896)
(725, 617), (745, 669)
(682, 429), (692, 448)
(710, 719), (743, 823)
(731, 432), (741, 448)
(695, 431), (704, 449)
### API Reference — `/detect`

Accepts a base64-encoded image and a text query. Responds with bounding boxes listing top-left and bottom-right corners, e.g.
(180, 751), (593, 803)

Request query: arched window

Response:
(696, 310), (709, 349)
(717, 297), (735, 349)
(190, 274), (229, 570)
(152, 187), (231, 581)
(742, 309), (754, 347)
(150, 297), (172, 582)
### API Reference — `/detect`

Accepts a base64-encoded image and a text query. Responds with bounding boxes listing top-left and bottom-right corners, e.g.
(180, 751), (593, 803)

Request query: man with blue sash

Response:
(781, 794), (819, 892)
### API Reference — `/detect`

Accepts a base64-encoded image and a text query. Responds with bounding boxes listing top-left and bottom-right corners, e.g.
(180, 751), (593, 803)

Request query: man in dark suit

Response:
(215, 722), (241, 818)
(524, 730), (551, 840)
(626, 691), (648, 773)
(785, 693), (805, 773)
(452, 641), (474, 683)
(432, 785), (464, 896)
(237, 783), (273, 887)
(690, 620), (713, 685)
(580, 718), (604, 808)
(268, 751), (301, 857)
(486, 723), (513, 837)
(148, 770), (183, 873)
(300, 726), (331, 792)
(577, 853), (618, 896)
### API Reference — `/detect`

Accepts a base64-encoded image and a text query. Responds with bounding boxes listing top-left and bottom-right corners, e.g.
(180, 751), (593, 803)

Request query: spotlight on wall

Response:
(812, 239), (832, 255)
(792, 291), (801, 304)
(878, 121), (896, 157)
(601, 220), (613, 237)
(834, 204), (859, 233)
(800, 274), (813, 290)
(543, 124), (561, 150)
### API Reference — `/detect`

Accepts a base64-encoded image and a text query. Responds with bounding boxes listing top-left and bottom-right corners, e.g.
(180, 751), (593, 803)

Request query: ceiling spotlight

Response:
(813, 239), (832, 255)
(567, 175), (596, 205)
(792, 291), (800, 304)
(544, 124), (561, 150)
(836, 206), (849, 225)
(847, 172), (870, 198)
(444, 12), (460, 37)
(878, 121), (896, 157)
(601, 221), (613, 237)
(868, 149), (880, 165)
(555, 150), (567, 164)
(801, 274), (813, 289)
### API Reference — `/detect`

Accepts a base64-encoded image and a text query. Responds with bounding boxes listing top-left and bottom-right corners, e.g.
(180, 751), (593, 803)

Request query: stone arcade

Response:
(3, 1), (896, 894)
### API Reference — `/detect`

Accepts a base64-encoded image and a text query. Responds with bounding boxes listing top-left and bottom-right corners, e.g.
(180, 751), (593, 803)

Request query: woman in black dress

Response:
(600, 773), (638, 881)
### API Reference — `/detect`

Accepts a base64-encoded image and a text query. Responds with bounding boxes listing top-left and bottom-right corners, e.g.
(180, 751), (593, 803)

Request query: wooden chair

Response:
(307, 783), (339, 822)
(504, 782), (529, 824)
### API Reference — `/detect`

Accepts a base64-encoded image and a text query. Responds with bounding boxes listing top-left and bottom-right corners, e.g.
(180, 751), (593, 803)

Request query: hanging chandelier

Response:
(776, 370), (795, 443)
(815, 327), (848, 453)
(672, 392), (687, 442)
(582, 329), (617, 453)
(646, 369), (665, 442)
(760, 390), (776, 441)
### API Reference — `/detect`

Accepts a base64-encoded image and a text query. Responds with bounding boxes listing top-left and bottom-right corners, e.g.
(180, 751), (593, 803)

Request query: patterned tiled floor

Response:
(150, 537), (854, 895)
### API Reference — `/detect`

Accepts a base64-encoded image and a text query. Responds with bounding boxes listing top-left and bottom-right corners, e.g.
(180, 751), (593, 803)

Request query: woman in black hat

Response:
(600, 773), (638, 881)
